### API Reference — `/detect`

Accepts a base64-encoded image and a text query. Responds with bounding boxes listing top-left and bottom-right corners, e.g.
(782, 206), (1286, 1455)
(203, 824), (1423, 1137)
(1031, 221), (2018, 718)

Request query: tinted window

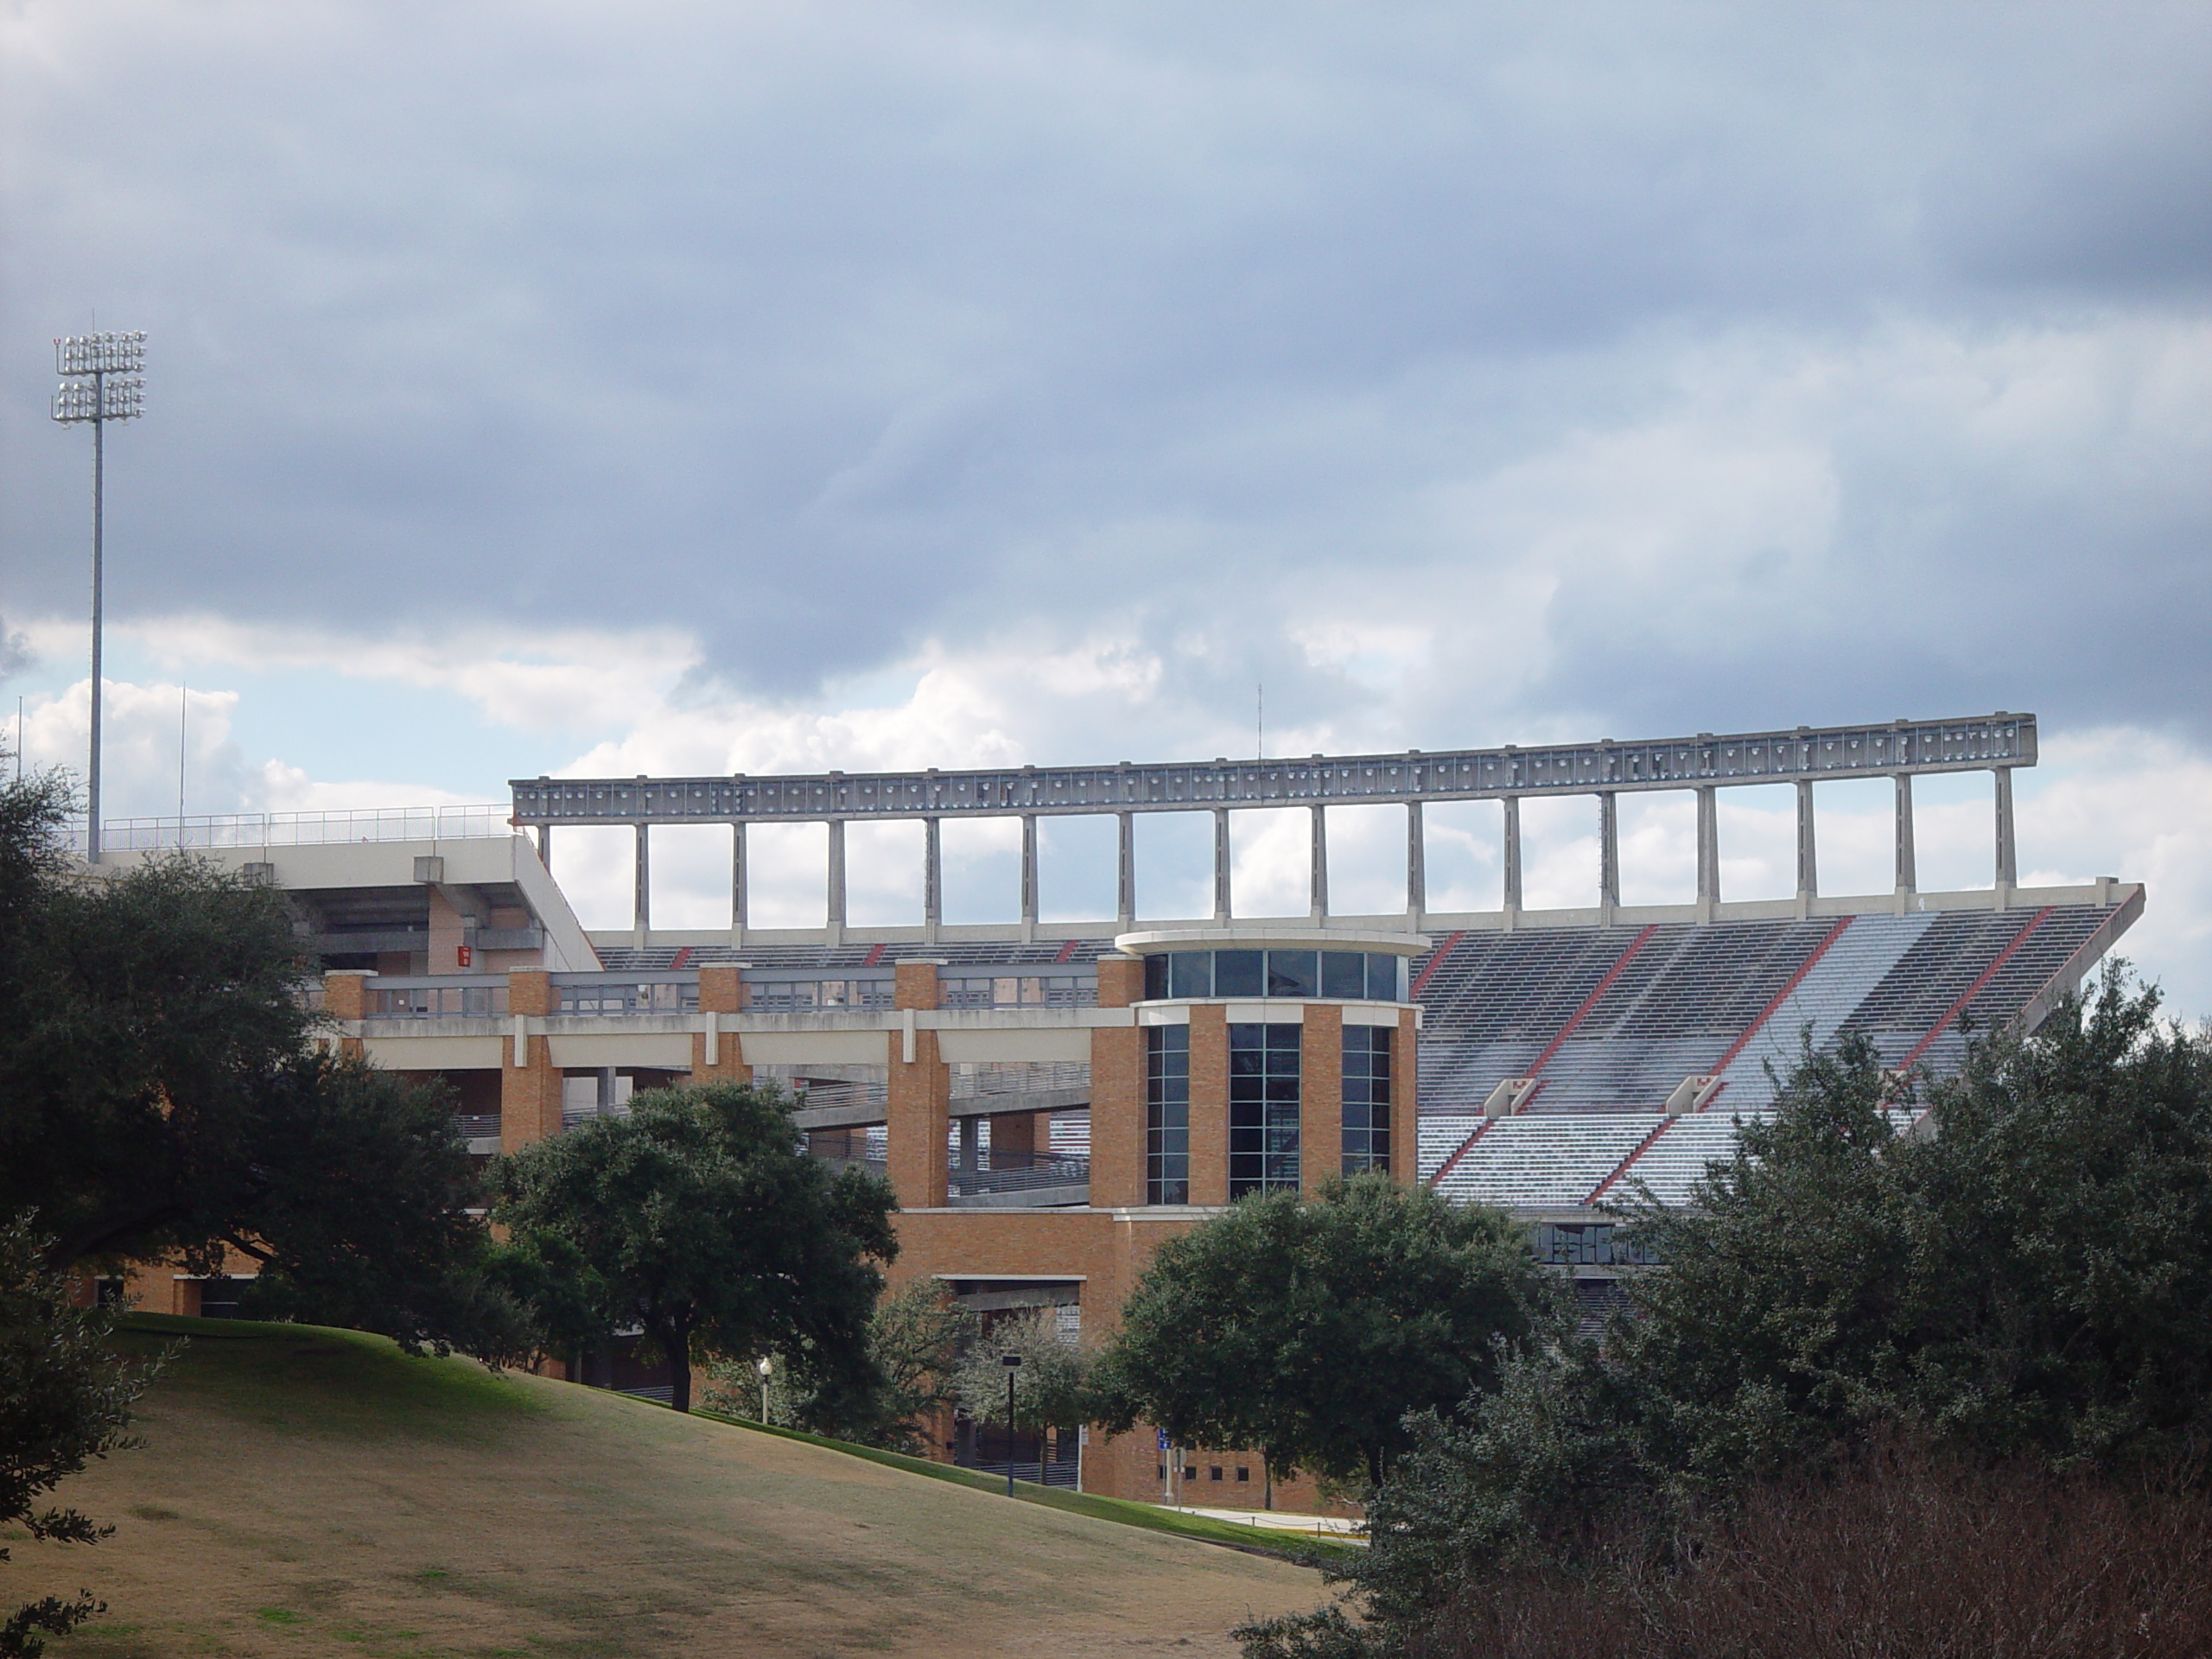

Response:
(1321, 952), (1365, 998)
(1266, 950), (1318, 997)
(1213, 950), (1263, 997)
(1144, 955), (1168, 999)
(1368, 953), (1402, 1001)
(1169, 951), (1212, 998)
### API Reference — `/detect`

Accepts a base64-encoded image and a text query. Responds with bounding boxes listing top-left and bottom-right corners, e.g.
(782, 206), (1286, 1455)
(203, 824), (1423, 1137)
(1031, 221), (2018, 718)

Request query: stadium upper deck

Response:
(95, 710), (2139, 1215)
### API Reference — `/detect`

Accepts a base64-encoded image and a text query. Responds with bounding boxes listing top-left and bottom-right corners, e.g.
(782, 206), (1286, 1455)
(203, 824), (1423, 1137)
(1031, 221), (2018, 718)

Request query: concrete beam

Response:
(512, 713), (2039, 825)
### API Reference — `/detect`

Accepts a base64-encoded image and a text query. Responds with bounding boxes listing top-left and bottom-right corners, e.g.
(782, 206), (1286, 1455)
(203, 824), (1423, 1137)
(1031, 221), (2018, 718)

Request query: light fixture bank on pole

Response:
(51, 331), (146, 862)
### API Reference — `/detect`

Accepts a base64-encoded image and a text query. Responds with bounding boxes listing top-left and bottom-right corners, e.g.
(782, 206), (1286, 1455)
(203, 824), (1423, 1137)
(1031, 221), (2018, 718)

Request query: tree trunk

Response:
(656, 1314), (693, 1413)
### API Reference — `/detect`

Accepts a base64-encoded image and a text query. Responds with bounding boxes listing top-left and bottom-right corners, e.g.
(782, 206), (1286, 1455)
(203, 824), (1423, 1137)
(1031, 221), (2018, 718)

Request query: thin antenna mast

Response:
(178, 683), (188, 820)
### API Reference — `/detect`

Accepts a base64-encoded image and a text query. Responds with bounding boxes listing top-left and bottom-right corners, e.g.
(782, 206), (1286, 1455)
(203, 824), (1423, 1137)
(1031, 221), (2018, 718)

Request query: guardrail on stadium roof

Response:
(73, 804), (513, 852)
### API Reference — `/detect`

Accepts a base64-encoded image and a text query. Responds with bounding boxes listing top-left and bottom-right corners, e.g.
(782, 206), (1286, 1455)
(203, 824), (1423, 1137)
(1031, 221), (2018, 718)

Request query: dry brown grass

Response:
(12, 1319), (1320, 1658)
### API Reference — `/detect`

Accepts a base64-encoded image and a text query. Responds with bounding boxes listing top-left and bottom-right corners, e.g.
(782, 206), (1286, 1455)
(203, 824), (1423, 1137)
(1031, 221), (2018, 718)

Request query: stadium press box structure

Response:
(92, 712), (2139, 1505)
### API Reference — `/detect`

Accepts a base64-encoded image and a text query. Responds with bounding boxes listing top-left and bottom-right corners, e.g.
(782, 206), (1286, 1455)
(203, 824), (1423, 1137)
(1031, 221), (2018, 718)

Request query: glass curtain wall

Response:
(1146, 1026), (1190, 1204)
(1341, 1026), (1392, 1173)
(1229, 1023), (1300, 1198)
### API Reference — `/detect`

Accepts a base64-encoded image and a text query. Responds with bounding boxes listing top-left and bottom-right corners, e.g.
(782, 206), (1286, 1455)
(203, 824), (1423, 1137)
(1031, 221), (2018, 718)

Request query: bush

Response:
(1414, 1439), (2212, 1659)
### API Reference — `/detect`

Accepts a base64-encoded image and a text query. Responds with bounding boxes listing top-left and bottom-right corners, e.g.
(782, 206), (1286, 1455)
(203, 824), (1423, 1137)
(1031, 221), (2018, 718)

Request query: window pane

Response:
(1266, 950), (1318, 998)
(1214, 950), (1262, 997)
(1169, 951), (1212, 998)
(1364, 954), (1395, 1001)
(1144, 955), (1168, 999)
(1322, 952), (1365, 998)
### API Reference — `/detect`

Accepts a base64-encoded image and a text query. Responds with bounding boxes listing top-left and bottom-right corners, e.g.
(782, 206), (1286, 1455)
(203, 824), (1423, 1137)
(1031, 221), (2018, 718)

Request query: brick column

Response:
(322, 970), (372, 1063)
(502, 969), (562, 1150)
(1187, 1004), (1230, 1207)
(1301, 1004), (1344, 1194)
(1391, 1007), (1420, 1185)
(1090, 955), (1146, 1207)
(887, 960), (949, 1209)
(322, 969), (373, 1020)
(990, 1111), (1039, 1162)
(693, 965), (752, 1084)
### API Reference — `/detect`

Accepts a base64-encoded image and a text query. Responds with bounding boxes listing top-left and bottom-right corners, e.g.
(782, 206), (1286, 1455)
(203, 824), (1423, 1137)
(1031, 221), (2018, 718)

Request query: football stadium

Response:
(92, 709), (2139, 1509)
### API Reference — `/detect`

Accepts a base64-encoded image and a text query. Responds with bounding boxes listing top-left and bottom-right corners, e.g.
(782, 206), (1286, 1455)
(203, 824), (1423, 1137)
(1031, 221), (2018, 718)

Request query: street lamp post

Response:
(1000, 1352), (1022, 1498)
(51, 332), (146, 862)
(756, 1354), (773, 1425)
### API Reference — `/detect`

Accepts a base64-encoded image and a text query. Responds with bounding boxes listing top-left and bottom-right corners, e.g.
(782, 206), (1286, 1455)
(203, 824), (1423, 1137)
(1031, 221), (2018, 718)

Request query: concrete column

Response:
(1894, 774), (1917, 903)
(1598, 792), (1619, 922)
(1795, 779), (1817, 917)
(1309, 804), (1328, 921)
(1020, 813), (1039, 939)
(1993, 767), (2017, 906)
(1695, 785), (1720, 920)
(958, 1116), (981, 1173)
(1212, 808), (1232, 924)
(1502, 797), (1522, 925)
(1116, 811), (1136, 931)
(826, 818), (847, 940)
(923, 816), (943, 941)
(730, 822), (747, 938)
(632, 822), (651, 941)
(1405, 800), (1426, 925)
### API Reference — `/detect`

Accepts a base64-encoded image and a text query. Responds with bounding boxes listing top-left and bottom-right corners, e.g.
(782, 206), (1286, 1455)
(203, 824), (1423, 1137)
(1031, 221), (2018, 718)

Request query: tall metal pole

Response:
(87, 397), (104, 861)
(52, 331), (144, 864)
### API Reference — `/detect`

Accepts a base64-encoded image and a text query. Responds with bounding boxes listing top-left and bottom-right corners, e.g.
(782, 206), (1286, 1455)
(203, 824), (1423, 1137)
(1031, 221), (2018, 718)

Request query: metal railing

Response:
(940, 974), (1095, 1010)
(948, 1152), (1090, 1197)
(454, 1114), (501, 1141)
(789, 1077), (891, 1117)
(743, 974), (895, 1012)
(551, 973), (699, 1014)
(81, 804), (513, 852)
(372, 978), (512, 1019)
(950, 1061), (1090, 1100)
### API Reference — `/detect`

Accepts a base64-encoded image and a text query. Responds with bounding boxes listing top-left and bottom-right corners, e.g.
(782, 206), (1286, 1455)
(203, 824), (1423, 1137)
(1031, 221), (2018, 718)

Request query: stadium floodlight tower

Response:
(51, 330), (147, 861)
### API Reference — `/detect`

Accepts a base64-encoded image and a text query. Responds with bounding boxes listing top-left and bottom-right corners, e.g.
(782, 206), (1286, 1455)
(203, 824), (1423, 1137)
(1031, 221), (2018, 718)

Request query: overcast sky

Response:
(3, 3), (2208, 1003)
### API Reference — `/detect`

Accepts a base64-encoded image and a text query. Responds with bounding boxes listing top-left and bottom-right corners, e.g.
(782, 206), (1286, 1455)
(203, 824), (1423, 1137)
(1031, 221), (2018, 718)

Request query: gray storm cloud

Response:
(1, 2), (2207, 747)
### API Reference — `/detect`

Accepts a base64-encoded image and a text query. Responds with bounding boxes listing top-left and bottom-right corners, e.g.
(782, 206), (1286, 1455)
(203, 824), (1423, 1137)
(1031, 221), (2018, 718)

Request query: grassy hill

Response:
(12, 1316), (1326, 1658)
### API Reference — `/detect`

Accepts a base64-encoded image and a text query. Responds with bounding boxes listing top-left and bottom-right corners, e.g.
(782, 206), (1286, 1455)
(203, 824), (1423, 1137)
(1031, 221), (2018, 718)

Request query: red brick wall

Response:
(1301, 1005), (1344, 1193)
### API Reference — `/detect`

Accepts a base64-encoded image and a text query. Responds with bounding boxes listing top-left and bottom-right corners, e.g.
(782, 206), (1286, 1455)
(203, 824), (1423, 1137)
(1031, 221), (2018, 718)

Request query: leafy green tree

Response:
(952, 1306), (1094, 1468)
(1098, 1173), (1560, 1498)
(0, 767), (507, 1356)
(493, 1082), (898, 1413)
(706, 1280), (978, 1452)
(0, 1212), (162, 1659)
(855, 1280), (978, 1452)
(1301, 969), (2212, 1652)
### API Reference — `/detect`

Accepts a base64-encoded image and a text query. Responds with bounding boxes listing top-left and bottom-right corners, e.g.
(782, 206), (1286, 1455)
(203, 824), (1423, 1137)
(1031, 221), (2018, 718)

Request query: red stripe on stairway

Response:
(1408, 931), (1465, 1000)
(1427, 1116), (1497, 1190)
(1588, 1116), (1679, 1204)
(1522, 925), (1659, 1095)
(1695, 915), (1855, 1110)
(1894, 907), (2054, 1074)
